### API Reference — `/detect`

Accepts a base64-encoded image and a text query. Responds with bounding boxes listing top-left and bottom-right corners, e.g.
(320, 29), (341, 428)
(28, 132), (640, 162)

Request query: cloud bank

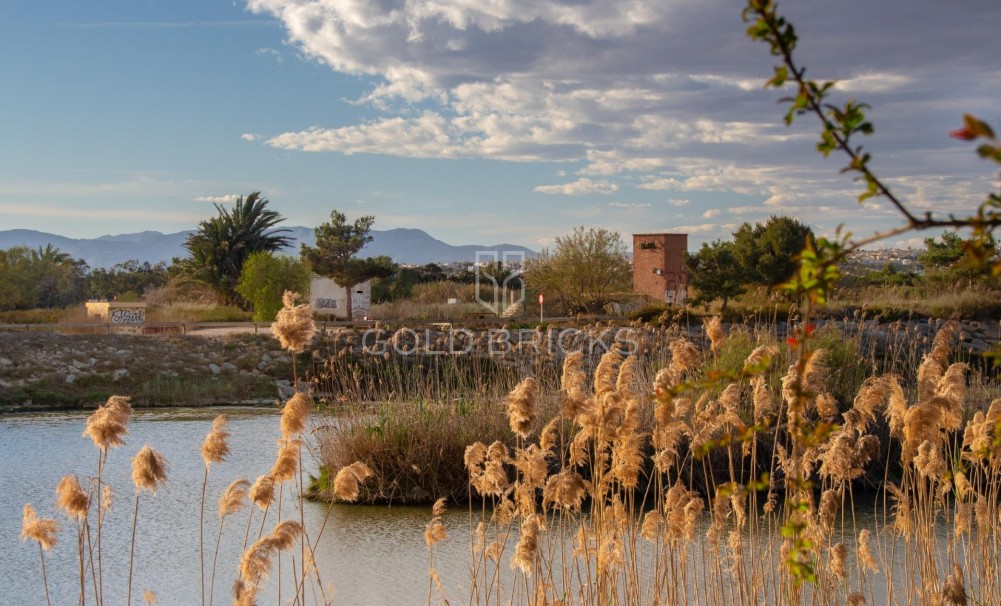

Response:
(246, 0), (1001, 239)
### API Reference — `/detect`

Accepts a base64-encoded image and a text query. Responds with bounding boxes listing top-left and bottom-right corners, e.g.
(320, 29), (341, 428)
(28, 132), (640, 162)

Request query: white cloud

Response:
(534, 178), (619, 196)
(834, 72), (913, 93)
(702, 208), (721, 219)
(667, 198), (690, 206)
(246, 0), (1001, 243)
(194, 194), (241, 203)
(241, 133), (261, 141)
(609, 201), (651, 208)
(254, 47), (285, 64)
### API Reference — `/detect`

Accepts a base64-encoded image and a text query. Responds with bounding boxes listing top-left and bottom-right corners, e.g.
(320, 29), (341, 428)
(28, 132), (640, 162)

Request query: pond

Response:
(1, 407), (976, 606)
(0, 408), (471, 605)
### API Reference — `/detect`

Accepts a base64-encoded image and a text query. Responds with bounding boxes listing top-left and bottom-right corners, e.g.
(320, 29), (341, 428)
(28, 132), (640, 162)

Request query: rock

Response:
(112, 368), (128, 381)
(257, 361), (270, 371)
(275, 380), (294, 399)
(965, 339), (992, 354)
(221, 362), (238, 373)
(65, 374), (76, 384)
(261, 353), (272, 362)
(71, 359), (89, 369)
(208, 363), (221, 375)
(0, 357), (12, 366)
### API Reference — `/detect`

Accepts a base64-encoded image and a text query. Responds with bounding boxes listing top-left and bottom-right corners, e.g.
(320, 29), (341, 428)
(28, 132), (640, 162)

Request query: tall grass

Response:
(419, 318), (1001, 605)
(17, 292), (370, 606)
(16, 305), (1001, 605)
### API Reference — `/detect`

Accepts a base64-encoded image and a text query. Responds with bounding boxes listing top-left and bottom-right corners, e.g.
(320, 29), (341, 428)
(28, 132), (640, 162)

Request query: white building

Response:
(309, 275), (372, 320)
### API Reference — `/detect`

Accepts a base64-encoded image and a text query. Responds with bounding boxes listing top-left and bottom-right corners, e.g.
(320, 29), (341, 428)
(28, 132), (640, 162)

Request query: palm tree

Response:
(182, 192), (293, 305)
(30, 244), (72, 265)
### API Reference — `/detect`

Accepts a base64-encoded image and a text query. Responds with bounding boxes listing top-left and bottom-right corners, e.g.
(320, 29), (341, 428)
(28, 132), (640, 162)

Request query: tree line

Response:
(2, 194), (992, 318)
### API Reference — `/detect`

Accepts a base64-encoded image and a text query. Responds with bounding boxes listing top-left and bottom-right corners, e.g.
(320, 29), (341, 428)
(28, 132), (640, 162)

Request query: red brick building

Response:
(632, 233), (688, 305)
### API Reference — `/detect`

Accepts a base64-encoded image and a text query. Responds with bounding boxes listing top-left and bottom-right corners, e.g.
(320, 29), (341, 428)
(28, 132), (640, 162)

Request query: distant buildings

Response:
(632, 233), (688, 305)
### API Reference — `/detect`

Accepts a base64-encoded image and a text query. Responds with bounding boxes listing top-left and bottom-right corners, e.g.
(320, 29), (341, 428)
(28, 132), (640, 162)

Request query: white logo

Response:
(474, 251), (526, 315)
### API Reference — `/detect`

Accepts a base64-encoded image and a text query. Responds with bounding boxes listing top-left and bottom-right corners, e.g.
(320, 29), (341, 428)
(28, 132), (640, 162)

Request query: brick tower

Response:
(632, 233), (688, 305)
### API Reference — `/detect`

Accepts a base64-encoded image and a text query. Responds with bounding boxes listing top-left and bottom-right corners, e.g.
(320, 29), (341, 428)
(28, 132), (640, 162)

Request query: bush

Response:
(194, 306), (252, 322)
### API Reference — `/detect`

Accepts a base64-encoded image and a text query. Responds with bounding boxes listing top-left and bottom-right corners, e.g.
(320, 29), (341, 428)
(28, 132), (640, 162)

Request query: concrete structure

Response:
(632, 233), (688, 305)
(309, 275), (372, 319)
(85, 301), (147, 324)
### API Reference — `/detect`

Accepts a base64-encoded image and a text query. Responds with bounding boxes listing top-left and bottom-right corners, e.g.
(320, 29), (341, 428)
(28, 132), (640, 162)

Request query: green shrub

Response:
(193, 306), (252, 322)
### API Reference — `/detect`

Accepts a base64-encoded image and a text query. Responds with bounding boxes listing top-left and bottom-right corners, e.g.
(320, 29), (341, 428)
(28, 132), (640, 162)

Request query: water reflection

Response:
(0, 409), (470, 606)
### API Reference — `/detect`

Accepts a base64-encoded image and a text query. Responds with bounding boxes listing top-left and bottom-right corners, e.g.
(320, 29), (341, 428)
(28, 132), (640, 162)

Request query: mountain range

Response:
(0, 227), (536, 268)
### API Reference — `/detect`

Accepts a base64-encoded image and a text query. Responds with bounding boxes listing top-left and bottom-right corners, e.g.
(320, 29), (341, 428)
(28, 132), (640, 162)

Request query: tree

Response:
(181, 192), (293, 305)
(235, 252), (312, 321)
(301, 211), (397, 320)
(732, 216), (814, 286)
(524, 227), (631, 315)
(743, 0), (1001, 306)
(89, 260), (169, 301)
(0, 246), (87, 310)
(685, 240), (746, 313)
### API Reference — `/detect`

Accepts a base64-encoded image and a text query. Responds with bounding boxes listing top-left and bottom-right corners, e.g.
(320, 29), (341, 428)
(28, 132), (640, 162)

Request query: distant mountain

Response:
(0, 227), (536, 268)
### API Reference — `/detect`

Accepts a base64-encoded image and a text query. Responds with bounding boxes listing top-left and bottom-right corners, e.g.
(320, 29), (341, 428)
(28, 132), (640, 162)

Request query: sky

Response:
(1, 0), (998, 251)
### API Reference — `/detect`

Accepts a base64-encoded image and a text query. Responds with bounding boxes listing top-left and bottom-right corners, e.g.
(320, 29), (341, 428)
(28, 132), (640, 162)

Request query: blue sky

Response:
(1, 0), (998, 251)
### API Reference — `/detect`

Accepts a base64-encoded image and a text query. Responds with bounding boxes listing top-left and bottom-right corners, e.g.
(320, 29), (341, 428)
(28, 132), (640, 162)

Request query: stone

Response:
(65, 374), (76, 384)
(275, 380), (294, 398)
(0, 357), (12, 366)
(208, 363), (221, 375)
(112, 368), (128, 381)
(221, 362), (238, 373)
(965, 339), (992, 354)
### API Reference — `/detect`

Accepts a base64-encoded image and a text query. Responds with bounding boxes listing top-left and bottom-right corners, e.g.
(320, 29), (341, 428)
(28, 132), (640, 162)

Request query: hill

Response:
(0, 227), (536, 268)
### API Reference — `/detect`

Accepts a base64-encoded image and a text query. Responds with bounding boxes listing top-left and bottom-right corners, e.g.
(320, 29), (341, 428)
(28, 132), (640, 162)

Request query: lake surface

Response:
(1, 408), (974, 606)
(0, 408), (472, 606)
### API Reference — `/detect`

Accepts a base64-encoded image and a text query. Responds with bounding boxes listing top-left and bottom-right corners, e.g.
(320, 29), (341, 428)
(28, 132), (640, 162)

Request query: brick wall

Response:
(632, 233), (688, 304)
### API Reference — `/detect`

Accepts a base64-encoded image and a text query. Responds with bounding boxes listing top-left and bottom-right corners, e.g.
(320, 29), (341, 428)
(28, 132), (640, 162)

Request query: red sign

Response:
(538, 293), (544, 305)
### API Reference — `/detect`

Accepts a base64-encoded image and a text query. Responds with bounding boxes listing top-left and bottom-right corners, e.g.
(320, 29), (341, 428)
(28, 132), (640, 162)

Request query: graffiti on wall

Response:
(315, 298), (338, 310)
(110, 308), (145, 324)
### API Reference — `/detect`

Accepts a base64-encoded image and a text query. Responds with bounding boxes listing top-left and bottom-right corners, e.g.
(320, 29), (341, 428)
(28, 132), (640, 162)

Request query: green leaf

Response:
(767, 65), (788, 88)
(963, 114), (996, 139)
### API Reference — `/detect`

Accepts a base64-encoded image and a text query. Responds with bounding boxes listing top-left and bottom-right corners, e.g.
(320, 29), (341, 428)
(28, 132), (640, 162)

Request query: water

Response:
(0, 409), (983, 606)
(0, 408), (471, 606)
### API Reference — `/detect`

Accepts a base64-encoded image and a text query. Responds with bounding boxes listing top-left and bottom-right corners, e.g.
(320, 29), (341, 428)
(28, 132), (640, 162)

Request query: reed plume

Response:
(132, 445), (169, 493)
(425, 497), (448, 548)
(857, 529), (878, 572)
(828, 543), (847, 580)
(916, 321), (957, 402)
(219, 478), (251, 518)
(273, 291), (316, 353)
(511, 514), (543, 574)
(280, 391), (312, 439)
(55, 474), (89, 519)
(129, 445), (168, 606)
(250, 474), (276, 510)
(942, 563), (967, 606)
(201, 414), (231, 467)
(271, 439), (301, 483)
(332, 462), (374, 502)
(268, 520), (304, 551)
(542, 471), (587, 512)
(22, 504), (58, 606)
(507, 377), (538, 439)
(21, 504), (58, 550)
(704, 315), (724, 354)
(84, 395), (133, 450)
(594, 350), (622, 396)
